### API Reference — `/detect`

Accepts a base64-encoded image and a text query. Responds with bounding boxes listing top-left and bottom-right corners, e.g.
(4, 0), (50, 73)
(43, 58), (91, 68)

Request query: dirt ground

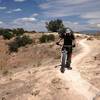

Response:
(0, 34), (100, 100)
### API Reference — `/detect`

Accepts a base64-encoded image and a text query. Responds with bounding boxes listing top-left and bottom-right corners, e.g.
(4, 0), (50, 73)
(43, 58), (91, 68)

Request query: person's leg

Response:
(60, 46), (65, 73)
(66, 47), (72, 69)
(67, 52), (72, 67)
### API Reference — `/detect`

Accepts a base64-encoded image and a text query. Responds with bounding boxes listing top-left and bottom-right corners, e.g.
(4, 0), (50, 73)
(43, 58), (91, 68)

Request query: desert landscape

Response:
(0, 0), (100, 100)
(0, 32), (100, 100)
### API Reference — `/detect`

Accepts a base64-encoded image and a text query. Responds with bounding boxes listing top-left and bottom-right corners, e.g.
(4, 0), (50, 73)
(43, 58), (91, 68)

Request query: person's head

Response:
(58, 27), (73, 37)
(66, 28), (71, 33)
(64, 27), (73, 36)
(66, 27), (73, 33)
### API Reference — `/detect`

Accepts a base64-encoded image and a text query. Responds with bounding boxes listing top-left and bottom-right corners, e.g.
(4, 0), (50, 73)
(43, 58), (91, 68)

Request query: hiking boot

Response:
(60, 67), (65, 73)
(65, 62), (70, 68)
(67, 66), (72, 70)
(65, 64), (69, 68)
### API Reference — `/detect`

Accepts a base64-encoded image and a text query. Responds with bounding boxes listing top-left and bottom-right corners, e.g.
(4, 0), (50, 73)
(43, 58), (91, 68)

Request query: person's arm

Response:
(56, 32), (64, 45)
(56, 37), (63, 45)
(72, 34), (76, 47)
(72, 40), (76, 47)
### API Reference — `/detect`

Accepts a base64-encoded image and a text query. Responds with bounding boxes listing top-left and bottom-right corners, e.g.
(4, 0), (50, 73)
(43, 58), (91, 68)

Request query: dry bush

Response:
(2, 70), (9, 76)
(39, 34), (55, 43)
(75, 35), (86, 39)
(94, 36), (100, 40)
(87, 36), (94, 40)
(8, 35), (33, 52)
(76, 35), (81, 39)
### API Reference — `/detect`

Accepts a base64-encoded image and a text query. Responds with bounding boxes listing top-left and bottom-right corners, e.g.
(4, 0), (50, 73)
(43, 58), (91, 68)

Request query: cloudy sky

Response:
(0, 0), (100, 31)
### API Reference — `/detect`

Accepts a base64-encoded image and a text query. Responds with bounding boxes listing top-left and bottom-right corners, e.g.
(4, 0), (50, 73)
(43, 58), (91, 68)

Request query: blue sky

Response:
(0, 0), (100, 31)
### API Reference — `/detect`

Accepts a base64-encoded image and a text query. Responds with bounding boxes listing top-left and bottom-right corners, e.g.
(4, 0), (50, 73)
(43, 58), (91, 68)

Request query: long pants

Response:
(62, 47), (72, 67)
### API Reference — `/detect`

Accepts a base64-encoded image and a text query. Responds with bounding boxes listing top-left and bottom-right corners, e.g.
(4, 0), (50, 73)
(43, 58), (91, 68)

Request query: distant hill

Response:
(79, 30), (100, 34)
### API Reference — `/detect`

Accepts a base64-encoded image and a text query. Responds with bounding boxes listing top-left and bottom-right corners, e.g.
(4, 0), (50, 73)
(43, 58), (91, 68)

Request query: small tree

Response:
(12, 28), (25, 36)
(45, 19), (65, 32)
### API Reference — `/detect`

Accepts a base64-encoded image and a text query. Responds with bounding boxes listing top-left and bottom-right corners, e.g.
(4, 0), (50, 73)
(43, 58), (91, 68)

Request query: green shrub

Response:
(48, 34), (55, 41)
(3, 32), (14, 39)
(39, 35), (48, 43)
(12, 28), (25, 36)
(16, 35), (33, 47)
(9, 41), (19, 52)
(39, 34), (55, 43)
(9, 35), (33, 52)
(0, 29), (14, 39)
(0, 28), (4, 35)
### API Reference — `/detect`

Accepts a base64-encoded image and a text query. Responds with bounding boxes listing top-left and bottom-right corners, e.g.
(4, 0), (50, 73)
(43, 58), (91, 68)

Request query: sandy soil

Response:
(0, 35), (100, 100)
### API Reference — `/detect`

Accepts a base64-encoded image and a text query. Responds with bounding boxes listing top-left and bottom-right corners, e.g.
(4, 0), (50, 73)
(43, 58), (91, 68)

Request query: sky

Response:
(0, 0), (100, 32)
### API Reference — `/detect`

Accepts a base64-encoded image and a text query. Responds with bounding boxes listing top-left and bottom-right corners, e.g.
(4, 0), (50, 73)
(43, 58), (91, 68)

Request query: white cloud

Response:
(7, 8), (22, 13)
(80, 11), (100, 29)
(12, 19), (46, 31)
(1, 0), (100, 31)
(0, 6), (7, 10)
(0, 19), (98, 32)
(14, 0), (26, 2)
(13, 8), (22, 12)
(88, 19), (100, 24)
(0, 18), (41, 31)
(39, 3), (51, 9)
(38, 0), (100, 31)
(97, 24), (100, 27)
(32, 13), (39, 17)
(0, 21), (3, 24)
(39, 0), (91, 9)
(26, 20), (46, 31)
(73, 22), (79, 25)
(89, 23), (100, 29)
(63, 21), (100, 31)
(13, 17), (36, 24)
(21, 17), (36, 22)
(87, 19), (100, 29)
(39, 0), (100, 18)
(63, 21), (90, 31)
(54, 0), (90, 5)
(81, 11), (100, 19)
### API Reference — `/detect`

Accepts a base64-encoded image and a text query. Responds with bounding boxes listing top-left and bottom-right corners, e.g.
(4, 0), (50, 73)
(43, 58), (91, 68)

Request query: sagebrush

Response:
(9, 35), (33, 52)
(39, 34), (55, 43)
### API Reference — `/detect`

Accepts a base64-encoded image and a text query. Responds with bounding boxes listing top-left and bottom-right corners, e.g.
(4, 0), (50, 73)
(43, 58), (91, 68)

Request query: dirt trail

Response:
(57, 39), (100, 100)
(0, 39), (100, 100)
